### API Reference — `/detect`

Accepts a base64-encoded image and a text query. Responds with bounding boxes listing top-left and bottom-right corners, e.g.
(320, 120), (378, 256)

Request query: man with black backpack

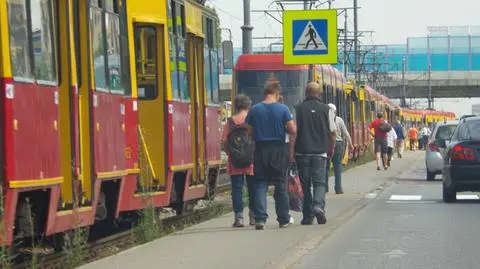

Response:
(369, 113), (391, 170)
(246, 80), (297, 230)
(221, 95), (256, 228)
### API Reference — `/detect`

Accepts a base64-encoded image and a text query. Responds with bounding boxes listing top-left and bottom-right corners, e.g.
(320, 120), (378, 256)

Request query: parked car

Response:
(425, 120), (458, 180)
(442, 116), (480, 202)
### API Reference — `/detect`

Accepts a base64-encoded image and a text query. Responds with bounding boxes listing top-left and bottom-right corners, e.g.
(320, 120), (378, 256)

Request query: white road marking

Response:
(456, 194), (480, 200)
(365, 193), (377, 199)
(389, 195), (422, 201)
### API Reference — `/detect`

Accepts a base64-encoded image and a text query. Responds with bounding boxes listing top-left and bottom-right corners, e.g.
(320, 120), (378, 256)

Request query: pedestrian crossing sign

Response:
(283, 10), (338, 65)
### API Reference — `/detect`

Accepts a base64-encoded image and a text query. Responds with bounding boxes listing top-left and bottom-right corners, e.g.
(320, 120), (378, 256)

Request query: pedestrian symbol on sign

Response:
(292, 19), (328, 56)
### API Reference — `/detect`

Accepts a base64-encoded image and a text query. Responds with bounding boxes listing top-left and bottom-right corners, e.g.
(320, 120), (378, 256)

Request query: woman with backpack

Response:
(221, 94), (255, 228)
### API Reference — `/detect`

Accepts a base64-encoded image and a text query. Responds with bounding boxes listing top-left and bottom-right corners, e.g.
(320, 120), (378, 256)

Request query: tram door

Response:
(134, 24), (167, 191)
(187, 34), (206, 185)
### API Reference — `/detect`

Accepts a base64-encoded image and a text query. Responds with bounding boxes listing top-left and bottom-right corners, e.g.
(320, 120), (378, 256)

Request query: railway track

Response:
(12, 180), (232, 269)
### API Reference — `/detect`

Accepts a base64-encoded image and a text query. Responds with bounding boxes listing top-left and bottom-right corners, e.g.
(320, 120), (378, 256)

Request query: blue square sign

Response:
(292, 19), (329, 56)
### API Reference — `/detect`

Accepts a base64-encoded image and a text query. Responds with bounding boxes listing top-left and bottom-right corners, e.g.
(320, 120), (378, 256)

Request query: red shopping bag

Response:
(288, 166), (304, 212)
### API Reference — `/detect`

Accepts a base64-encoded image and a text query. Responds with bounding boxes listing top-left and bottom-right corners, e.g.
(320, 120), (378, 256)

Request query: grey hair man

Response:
(289, 82), (336, 225)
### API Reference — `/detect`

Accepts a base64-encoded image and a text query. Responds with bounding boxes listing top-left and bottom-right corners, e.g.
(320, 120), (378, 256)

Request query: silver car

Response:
(425, 120), (458, 180)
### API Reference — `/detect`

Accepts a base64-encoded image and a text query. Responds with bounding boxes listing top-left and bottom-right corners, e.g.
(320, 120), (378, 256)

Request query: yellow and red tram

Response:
(1, 0), (223, 246)
(234, 53), (456, 162)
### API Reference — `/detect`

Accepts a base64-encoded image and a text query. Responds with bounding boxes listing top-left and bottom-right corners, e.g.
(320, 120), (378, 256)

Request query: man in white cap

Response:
(326, 104), (354, 194)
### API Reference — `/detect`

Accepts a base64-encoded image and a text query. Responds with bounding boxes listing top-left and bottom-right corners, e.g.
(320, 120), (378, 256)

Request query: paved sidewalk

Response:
(79, 152), (423, 269)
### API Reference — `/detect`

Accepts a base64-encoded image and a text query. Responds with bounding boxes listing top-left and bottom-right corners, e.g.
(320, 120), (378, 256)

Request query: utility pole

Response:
(343, 10), (348, 78)
(427, 64), (432, 109)
(242, 0), (253, 54)
(353, 0), (359, 83)
(401, 57), (406, 107)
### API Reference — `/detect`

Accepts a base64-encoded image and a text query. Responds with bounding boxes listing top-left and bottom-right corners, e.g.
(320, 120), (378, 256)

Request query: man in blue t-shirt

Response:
(246, 81), (297, 230)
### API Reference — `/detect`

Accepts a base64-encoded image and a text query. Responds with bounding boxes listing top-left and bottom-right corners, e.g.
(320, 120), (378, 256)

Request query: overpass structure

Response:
(380, 71), (480, 98)
(339, 26), (480, 99)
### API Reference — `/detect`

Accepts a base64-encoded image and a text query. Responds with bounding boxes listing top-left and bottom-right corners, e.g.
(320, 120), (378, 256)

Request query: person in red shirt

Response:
(369, 113), (389, 171)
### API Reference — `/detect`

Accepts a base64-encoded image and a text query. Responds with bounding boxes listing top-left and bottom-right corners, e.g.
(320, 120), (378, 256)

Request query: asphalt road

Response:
(292, 157), (480, 269)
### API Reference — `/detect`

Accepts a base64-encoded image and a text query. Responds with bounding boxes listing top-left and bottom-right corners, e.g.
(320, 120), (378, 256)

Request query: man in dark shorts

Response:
(246, 81), (297, 230)
(369, 113), (388, 170)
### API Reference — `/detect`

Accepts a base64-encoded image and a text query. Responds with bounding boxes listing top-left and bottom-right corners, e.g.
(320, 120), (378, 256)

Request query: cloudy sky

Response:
(207, 0), (480, 116)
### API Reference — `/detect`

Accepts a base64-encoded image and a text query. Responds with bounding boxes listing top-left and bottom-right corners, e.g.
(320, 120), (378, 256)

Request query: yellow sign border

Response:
(283, 9), (338, 65)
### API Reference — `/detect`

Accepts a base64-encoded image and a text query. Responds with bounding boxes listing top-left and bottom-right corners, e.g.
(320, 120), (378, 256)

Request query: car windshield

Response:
(435, 125), (456, 140)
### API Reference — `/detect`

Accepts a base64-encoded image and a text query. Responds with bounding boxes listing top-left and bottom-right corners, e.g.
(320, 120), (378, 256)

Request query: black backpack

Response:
(226, 117), (255, 168)
(379, 121), (392, 132)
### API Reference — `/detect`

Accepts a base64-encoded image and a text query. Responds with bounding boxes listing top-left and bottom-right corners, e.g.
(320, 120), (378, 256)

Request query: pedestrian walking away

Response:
(326, 103), (354, 194)
(384, 122), (397, 167)
(369, 113), (390, 171)
(221, 94), (255, 228)
(408, 125), (418, 151)
(420, 125), (431, 150)
(393, 119), (405, 158)
(246, 80), (297, 230)
(289, 82), (336, 225)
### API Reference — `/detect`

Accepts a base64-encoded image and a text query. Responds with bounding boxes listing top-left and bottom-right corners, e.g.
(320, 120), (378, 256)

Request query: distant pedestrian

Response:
(385, 123), (397, 167)
(420, 125), (431, 150)
(221, 94), (255, 228)
(393, 119), (405, 158)
(408, 125), (418, 151)
(289, 82), (336, 225)
(326, 103), (354, 194)
(369, 113), (390, 171)
(246, 81), (297, 230)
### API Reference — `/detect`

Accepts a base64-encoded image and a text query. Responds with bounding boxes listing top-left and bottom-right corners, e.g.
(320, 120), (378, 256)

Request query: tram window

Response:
(169, 1), (180, 100)
(8, 0), (58, 83)
(104, 0), (114, 12)
(211, 49), (219, 104)
(91, 0), (100, 7)
(90, 7), (108, 90)
(89, 1), (126, 94)
(176, 3), (189, 101)
(134, 26), (158, 100)
(7, 0), (32, 80)
(105, 13), (124, 93)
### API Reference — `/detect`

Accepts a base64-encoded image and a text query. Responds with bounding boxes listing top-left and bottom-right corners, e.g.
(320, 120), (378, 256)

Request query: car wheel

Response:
(426, 171), (436, 181)
(442, 186), (456, 203)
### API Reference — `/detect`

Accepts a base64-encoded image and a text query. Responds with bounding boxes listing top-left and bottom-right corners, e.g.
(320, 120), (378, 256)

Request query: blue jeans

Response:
(296, 155), (327, 219)
(231, 175), (255, 218)
(326, 141), (345, 193)
(253, 178), (290, 225)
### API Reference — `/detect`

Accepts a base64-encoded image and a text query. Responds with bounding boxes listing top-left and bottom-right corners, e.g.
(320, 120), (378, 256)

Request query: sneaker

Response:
(279, 223), (289, 228)
(249, 215), (256, 226)
(313, 208), (327, 225)
(255, 223), (265, 230)
(232, 217), (244, 228)
(377, 167), (381, 171)
(336, 191), (344, 194)
(301, 217), (314, 225)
